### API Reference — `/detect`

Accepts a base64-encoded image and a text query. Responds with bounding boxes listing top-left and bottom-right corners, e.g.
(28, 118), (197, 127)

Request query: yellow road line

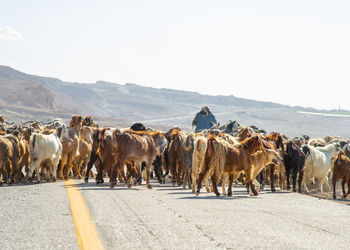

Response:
(64, 179), (104, 250)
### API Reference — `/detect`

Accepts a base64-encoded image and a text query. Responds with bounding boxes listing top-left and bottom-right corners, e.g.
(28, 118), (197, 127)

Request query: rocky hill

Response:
(0, 65), (349, 138)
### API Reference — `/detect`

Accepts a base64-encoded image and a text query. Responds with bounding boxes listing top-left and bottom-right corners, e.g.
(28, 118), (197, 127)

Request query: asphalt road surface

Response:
(1, 179), (350, 249)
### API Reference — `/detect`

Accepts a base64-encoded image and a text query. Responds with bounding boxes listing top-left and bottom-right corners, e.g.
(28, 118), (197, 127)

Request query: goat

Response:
(0, 133), (21, 184)
(182, 133), (195, 189)
(109, 129), (167, 189)
(26, 125), (66, 182)
(196, 135), (265, 197)
(302, 143), (340, 193)
(332, 151), (350, 199)
(76, 126), (93, 177)
(58, 115), (84, 180)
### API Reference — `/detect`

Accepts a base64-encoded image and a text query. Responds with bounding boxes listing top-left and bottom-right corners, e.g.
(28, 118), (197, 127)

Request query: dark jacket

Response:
(192, 111), (217, 132)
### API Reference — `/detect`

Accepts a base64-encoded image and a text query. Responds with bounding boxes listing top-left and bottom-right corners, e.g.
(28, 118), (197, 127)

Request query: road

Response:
(0, 181), (77, 249)
(1, 179), (350, 249)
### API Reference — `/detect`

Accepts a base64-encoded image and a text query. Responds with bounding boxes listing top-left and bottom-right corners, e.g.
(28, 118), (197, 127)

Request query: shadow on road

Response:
(53, 178), (350, 206)
(177, 195), (255, 200)
(167, 191), (195, 195)
(0, 180), (65, 187)
(66, 182), (140, 191)
(156, 187), (190, 191)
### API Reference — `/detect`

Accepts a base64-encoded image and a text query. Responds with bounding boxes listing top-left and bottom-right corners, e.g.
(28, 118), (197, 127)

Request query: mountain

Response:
(0, 66), (56, 110)
(0, 65), (349, 138)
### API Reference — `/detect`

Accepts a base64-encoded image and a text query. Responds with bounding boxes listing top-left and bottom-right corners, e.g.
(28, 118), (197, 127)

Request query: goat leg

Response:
(345, 179), (350, 199)
(109, 163), (119, 189)
(227, 174), (234, 197)
(342, 179), (346, 198)
(270, 165), (276, 192)
(292, 169), (297, 192)
(286, 168), (291, 190)
(249, 180), (259, 196)
(332, 177), (337, 199)
(298, 170), (304, 193)
(210, 175), (220, 197)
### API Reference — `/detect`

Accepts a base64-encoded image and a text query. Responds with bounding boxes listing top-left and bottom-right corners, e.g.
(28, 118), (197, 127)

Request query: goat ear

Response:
(56, 127), (62, 136)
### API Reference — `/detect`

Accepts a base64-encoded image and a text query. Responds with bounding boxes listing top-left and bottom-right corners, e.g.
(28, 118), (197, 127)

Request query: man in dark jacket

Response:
(192, 106), (217, 132)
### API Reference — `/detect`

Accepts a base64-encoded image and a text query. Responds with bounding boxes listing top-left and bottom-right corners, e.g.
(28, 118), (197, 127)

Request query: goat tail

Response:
(206, 137), (216, 159)
(99, 128), (108, 141)
(31, 134), (37, 151)
(196, 139), (202, 152)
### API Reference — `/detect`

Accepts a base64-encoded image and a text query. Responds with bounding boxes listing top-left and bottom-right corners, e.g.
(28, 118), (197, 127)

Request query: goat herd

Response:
(1, 115), (350, 200)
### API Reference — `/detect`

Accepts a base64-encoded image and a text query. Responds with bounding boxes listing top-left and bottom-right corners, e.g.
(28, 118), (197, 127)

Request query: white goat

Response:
(26, 125), (67, 182)
(303, 143), (339, 193)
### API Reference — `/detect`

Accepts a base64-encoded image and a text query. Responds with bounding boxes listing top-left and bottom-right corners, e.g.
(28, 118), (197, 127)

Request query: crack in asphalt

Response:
(111, 193), (163, 249)
(255, 207), (344, 238)
(152, 194), (228, 249)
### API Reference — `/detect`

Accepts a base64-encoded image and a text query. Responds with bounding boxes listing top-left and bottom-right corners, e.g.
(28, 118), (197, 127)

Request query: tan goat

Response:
(0, 133), (21, 184)
(77, 125), (93, 177)
(191, 135), (212, 193)
(58, 115), (84, 180)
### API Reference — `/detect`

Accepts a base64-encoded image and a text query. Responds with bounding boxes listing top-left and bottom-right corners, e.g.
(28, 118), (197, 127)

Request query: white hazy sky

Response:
(1, 0), (350, 110)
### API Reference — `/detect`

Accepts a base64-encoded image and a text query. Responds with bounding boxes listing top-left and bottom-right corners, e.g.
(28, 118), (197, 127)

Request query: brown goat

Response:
(96, 128), (132, 184)
(84, 128), (109, 184)
(260, 132), (287, 191)
(98, 129), (117, 181)
(236, 127), (253, 142)
(109, 129), (167, 189)
(17, 127), (32, 182)
(196, 135), (265, 197)
(182, 133), (194, 189)
(167, 128), (185, 185)
(83, 116), (98, 128)
(332, 151), (350, 199)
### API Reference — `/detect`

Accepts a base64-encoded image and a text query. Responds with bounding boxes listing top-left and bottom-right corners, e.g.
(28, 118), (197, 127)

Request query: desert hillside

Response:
(0, 65), (349, 138)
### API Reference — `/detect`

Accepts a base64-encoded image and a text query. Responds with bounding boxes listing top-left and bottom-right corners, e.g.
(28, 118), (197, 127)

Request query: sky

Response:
(1, 0), (350, 110)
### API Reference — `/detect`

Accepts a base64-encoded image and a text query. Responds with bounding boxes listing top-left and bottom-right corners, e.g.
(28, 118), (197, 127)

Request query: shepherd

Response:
(192, 106), (217, 132)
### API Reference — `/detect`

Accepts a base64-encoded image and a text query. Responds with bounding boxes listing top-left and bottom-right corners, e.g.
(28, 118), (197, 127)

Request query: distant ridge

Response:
(0, 65), (349, 138)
